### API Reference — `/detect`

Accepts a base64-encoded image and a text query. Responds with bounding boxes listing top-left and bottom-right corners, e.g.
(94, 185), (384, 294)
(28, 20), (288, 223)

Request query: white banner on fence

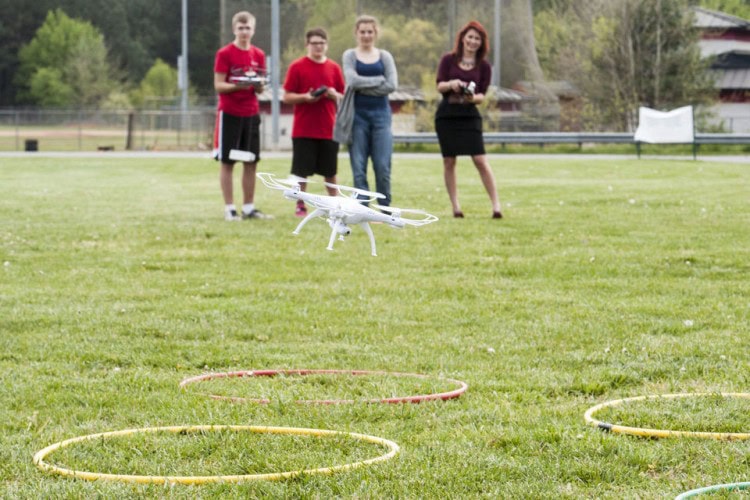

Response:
(634, 106), (694, 143)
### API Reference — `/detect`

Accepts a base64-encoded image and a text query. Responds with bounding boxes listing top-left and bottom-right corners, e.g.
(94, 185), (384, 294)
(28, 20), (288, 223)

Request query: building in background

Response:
(694, 7), (750, 132)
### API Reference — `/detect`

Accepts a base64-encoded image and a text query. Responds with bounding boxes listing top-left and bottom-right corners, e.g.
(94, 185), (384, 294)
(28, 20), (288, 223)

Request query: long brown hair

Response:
(452, 21), (489, 62)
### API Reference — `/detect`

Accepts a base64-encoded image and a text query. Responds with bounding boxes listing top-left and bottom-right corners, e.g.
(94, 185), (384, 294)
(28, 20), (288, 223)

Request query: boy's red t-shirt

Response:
(214, 43), (266, 117)
(283, 56), (345, 139)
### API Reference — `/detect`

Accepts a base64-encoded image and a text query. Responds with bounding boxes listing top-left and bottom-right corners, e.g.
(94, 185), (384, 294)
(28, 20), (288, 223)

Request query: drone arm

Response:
(359, 222), (378, 257)
(371, 204), (439, 227)
(293, 208), (325, 235)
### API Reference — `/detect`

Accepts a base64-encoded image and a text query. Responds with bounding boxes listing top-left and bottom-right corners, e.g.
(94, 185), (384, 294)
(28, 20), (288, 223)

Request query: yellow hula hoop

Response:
(33, 425), (400, 484)
(584, 393), (750, 440)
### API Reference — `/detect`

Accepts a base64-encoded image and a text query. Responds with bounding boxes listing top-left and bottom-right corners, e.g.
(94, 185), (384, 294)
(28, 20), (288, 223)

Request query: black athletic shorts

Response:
(291, 138), (339, 178)
(213, 112), (261, 163)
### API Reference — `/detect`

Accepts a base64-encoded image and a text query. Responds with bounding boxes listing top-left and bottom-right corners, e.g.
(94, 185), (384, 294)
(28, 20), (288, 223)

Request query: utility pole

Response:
(448, 0), (456, 51)
(493, 0), (501, 86)
(220, 0), (227, 44)
(271, 0), (280, 149)
(179, 0), (188, 116)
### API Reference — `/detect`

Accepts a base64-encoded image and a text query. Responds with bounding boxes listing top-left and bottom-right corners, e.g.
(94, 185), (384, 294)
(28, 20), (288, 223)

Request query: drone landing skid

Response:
(326, 227), (338, 252)
(324, 221), (376, 256)
(359, 222), (377, 257)
(292, 208), (325, 235)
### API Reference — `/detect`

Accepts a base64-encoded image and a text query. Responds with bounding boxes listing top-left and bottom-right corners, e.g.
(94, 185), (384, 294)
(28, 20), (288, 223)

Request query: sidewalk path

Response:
(1, 151), (748, 163)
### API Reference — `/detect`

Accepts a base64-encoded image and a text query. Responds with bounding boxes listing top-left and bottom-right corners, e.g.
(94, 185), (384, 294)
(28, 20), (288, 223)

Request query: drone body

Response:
(257, 173), (438, 256)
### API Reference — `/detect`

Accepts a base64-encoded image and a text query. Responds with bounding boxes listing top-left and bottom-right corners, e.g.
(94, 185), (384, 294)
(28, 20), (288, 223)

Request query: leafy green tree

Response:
(27, 68), (73, 106)
(65, 35), (118, 106)
(535, 0), (715, 130)
(130, 58), (179, 108)
(534, 8), (586, 82)
(280, 0), (357, 68)
(379, 17), (444, 88)
(695, 0), (750, 20)
(16, 9), (117, 106)
(586, 0), (715, 130)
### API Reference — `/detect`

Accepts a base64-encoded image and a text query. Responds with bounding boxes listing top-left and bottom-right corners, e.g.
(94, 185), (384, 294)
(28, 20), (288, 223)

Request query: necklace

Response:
(458, 58), (475, 69)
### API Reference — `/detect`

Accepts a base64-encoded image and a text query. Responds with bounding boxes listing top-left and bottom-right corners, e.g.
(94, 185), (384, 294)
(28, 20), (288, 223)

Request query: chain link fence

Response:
(0, 108), (220, 152)
(1, 103), (748, 153)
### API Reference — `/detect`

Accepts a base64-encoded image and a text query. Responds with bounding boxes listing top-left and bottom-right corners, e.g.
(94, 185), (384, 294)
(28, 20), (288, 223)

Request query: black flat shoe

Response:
(453, 211), (464, 218)
(492, 211), (503, 219)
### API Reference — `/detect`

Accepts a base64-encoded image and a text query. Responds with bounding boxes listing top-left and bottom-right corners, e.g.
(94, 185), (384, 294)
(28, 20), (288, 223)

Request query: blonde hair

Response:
(232, 11), (255, 27)
(355, 14), (379, 34)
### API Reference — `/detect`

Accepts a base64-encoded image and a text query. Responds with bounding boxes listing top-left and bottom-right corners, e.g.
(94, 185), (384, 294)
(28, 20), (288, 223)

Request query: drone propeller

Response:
(287, 175), (315, 185)
(324, 182), (385, 201)
(257, 172), (313, 191)
(373, 204), (439, 226)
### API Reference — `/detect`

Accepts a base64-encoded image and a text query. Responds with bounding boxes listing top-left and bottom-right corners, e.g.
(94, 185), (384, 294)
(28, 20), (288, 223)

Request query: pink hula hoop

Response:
(179, 369), (468, 404)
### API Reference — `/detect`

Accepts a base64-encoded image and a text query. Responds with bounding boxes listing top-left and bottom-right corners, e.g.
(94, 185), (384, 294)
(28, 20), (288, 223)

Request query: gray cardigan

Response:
(333, 49), (398, 144)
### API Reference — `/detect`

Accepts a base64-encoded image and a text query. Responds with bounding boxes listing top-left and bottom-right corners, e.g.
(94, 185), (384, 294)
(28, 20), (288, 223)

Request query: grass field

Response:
(1, 154), (749, 498)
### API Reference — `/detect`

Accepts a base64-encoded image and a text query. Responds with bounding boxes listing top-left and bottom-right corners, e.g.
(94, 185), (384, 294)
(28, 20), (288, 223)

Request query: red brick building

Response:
(694, 7), (750, 131)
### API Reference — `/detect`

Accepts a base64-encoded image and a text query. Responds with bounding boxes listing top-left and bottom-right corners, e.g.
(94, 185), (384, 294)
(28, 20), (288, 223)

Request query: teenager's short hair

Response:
(355, 14), (379, 33)
(306, 28), (328, 42)
(232, 11), (255, 27)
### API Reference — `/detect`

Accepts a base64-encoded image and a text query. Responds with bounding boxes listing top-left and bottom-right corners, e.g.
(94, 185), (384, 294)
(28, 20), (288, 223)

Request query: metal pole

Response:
(220, 0), (227, 44)
(180, 0), (188, 115)
(271, 0), (280, 149)
(493, 0), (501, 86)
(448, 0), (456, 51)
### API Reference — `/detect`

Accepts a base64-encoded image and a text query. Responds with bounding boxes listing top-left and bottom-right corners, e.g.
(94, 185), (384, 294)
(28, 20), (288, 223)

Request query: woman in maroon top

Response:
(435, 21), (503, 219)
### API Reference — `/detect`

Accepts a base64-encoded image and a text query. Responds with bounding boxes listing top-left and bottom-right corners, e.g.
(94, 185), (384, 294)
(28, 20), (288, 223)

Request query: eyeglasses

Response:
(308, 41), (327, 46)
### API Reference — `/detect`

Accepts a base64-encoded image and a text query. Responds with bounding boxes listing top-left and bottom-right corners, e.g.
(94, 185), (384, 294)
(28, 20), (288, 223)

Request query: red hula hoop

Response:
(179, 369), (468, 404)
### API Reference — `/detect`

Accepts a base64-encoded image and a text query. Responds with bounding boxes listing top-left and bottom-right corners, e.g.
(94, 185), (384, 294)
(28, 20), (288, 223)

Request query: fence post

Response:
(126, 112), (135, 150)
(15, 110), (20, 151)
(78, 110), (83, 150)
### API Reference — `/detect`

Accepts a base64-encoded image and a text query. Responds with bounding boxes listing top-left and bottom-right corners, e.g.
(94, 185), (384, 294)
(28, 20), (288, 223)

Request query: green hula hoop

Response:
(675, 481), (750, 499)
(584, 393), (750, 440)
(33, 425), (400, 484)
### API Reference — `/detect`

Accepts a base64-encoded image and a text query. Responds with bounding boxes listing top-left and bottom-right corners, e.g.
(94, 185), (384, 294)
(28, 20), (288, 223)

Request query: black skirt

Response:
(434, 101), (485, 157)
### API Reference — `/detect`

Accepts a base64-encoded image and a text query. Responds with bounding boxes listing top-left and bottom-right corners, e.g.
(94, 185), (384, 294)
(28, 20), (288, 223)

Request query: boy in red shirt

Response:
(213, 11), (270, 220)
(282, 28), (345, 216)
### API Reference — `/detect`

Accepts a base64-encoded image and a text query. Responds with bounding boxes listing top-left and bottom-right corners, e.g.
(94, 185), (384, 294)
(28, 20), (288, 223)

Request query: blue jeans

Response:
(349, 106), (393, 206)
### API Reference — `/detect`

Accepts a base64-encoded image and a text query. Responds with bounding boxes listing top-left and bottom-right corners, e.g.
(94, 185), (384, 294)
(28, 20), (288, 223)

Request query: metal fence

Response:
(1, 107), (749, 153)
(0, 108), (217, 152)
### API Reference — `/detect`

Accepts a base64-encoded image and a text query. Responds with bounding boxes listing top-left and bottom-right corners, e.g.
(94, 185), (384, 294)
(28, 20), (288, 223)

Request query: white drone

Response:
(257, 172), (438, 256)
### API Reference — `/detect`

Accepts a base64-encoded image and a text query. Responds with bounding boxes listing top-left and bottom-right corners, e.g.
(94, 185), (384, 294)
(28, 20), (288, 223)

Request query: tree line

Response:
(0, 0), (746, 130)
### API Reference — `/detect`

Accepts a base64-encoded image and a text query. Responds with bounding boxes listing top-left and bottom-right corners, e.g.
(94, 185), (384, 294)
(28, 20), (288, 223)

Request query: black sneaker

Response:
(242, 209), (273, 220)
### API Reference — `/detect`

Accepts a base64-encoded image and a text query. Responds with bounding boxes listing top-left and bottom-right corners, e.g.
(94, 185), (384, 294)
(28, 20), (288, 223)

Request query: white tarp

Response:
(634, 106), (694, 144)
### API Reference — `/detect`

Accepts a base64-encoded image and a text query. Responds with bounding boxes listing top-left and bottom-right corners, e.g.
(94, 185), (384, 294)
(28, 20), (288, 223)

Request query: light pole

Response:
(448, 0), (456, 51)
(179, 0), (188, 114)
(493, 0), (501, 87)
(271, 0), (280, 149)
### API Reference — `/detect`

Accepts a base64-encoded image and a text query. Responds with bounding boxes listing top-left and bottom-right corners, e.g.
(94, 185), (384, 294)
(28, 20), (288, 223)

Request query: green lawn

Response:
(1, 155), (749, 498)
